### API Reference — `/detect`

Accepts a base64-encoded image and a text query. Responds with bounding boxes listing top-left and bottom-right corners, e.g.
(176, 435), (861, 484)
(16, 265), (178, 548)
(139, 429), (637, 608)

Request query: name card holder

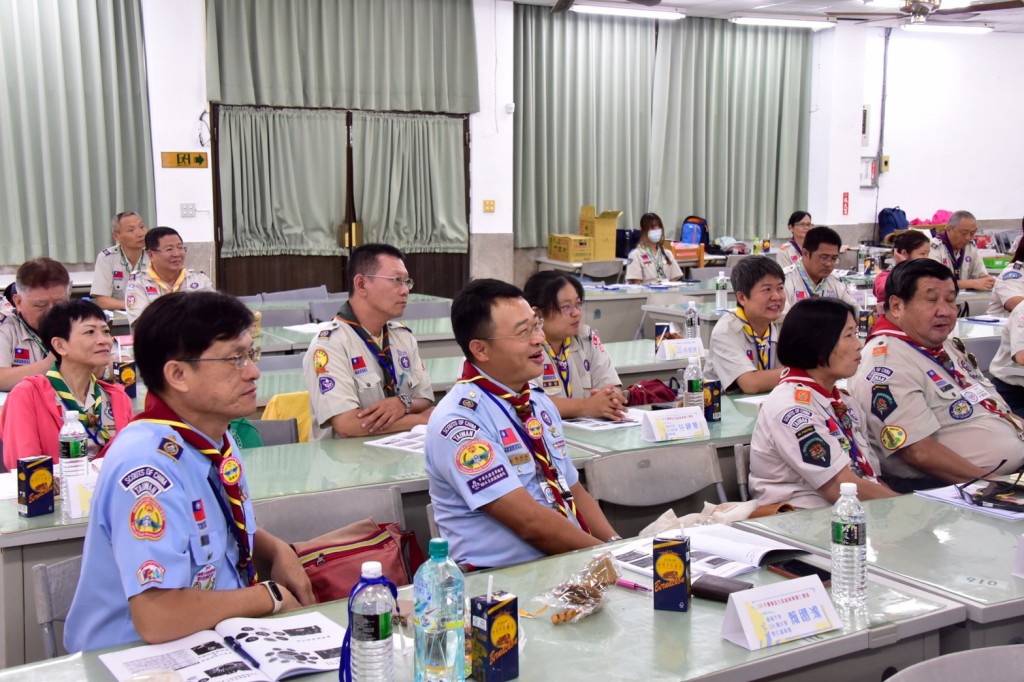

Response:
(655, 337), (704, 361)
(640, 406), (710, 443)
(721, 575), (841, 650)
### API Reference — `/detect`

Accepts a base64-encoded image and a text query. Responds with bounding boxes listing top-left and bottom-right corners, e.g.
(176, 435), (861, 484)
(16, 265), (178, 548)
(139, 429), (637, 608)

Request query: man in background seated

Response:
(782, 226), (857, 315)
(90, 211), (148, 311)
(850, 259), (1024, 492)
(124, 226), (212, 326)
(424, 279), (619, 570)
(929, 210), (995, 291)
(704, 255), (785, 394)
(65, 291), (314, 652)
(304, 243), (433, 438)
(0, 258), (69, 391)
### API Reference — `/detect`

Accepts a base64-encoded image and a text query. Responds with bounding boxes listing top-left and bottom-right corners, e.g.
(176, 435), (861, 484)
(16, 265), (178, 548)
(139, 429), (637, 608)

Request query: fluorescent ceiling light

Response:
(900, 21), (993, 33)
(863, 0), (972, 7)
(730, 15), (837, 30)
(569, 3), (685, 20)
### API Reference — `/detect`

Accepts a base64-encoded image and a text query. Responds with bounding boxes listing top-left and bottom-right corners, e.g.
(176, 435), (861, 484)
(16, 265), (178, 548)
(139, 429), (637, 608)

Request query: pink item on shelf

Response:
(933, 210), (953, 225)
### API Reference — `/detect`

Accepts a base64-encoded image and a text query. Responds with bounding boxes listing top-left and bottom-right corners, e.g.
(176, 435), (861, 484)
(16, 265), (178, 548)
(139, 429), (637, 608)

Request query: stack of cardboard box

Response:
(547, 205), (623, 262)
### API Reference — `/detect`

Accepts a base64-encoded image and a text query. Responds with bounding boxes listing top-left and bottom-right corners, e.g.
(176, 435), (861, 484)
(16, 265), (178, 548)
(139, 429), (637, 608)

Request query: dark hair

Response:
(523, 271), (584, 318)
(112, 211), (141, 232)
(639, 213), (663, 234)
(787, 211), (811, 228)
(1012, 226), (1024, 263)
(892, 230), (930, 255)
(144, 226), (182, 251)
(39, 300), (108, 367)
(452, 279), (525, 361)
(730, 256), (784, 298)
(15, 257), (70, 292)
(883, 258), (958, 312)
(802, 226), (842, 254)
(778, 298), (856, 369)
(135, 291), (254, 393)
(347, 243), (406, 292)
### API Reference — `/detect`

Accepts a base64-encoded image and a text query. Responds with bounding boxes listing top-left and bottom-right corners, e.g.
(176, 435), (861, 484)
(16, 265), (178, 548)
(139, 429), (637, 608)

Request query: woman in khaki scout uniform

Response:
(625, 213), (683, 284)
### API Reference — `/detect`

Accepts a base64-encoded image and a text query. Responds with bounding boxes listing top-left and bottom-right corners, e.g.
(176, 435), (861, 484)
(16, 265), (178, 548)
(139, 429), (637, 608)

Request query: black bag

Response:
(878, 206), (908, 243)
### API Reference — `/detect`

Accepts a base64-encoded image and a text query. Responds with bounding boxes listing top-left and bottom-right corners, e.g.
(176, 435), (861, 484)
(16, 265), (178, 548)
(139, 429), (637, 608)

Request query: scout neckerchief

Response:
(795, 260), (826, 299)
(14, 311), (48, 357)
(788, 239), (803, 258)
(119, 245), (146, 274)
(132, 392), (258, 585)
(458, 361), (590, 533)
(45, 364), (111, 447)
(868, 317), (1021, 433)
(146, 265), (186, 295)
(779, 368), (876, 479)
(639, 242), (666, 280)
(335, 302), (398, 397)
(937, 231), (965, 281)
(544, 337), (573, 398)
(733, 307), (771, 370)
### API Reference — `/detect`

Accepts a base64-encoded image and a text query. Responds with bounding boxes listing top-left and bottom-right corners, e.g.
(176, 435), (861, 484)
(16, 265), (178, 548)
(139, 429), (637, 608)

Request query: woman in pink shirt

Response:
(874, 231), (931, 314)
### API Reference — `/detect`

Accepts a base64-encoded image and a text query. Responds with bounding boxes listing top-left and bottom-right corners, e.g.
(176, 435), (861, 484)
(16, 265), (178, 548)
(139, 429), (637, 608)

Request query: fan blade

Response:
(937, 0), (1023, 15)
(626, 0), (663, 5)
(825, 11), (905, 17)
(551, 0), (575, 12)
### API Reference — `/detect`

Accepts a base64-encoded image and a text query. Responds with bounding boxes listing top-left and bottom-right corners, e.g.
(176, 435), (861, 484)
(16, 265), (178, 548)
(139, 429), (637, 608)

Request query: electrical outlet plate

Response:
(180, 203), (196, 218)
(483, 200), (496, 213)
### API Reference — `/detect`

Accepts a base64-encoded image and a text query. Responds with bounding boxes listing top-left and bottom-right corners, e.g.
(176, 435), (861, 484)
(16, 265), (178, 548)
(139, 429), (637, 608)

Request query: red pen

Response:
(616, 577), (652, 593)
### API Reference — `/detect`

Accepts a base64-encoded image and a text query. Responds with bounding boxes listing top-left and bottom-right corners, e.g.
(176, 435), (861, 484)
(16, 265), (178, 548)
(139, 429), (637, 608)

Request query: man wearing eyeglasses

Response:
(0, 257), (70, 391)
(124, 227), (213, 326)
(304, 243), (434, 439)
(65, 291), (314, 653)
(928, 210), (995, 292)
(423, 279), (619, 570)
(782, 225), (857, 316)
(90, 210), (149, 311)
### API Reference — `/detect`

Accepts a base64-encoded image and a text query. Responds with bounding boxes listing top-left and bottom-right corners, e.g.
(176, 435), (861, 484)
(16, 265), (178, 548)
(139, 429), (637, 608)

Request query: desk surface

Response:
(740, 494), (1024, 624)
(0, 538), (963, 682)
(249, 294), (450, 313)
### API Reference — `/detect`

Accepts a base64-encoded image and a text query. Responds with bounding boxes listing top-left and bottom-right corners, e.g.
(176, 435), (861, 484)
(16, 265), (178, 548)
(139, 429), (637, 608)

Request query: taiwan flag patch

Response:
(13, 347), (29, 363)
(543, 363), (556, 378)
(351, 357), (367, 375)
(499, 427), (523, 453)
(113, 271), (124, 281)
(146, 286), (158, 295)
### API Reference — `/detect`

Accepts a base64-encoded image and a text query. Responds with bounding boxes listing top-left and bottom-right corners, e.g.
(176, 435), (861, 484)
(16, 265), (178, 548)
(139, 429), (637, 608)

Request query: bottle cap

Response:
(64, 411), (79, 422)
(687, 300), (696, 308)
(429, 537), (449, 560)
(361, 561), (383, 578)
(719, 271), (725, 276)
(840, 482), (857, 495)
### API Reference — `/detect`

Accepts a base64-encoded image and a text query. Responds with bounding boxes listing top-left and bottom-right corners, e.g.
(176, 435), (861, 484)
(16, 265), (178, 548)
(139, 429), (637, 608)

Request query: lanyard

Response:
(15, 313), (48, 357)
(545, 338), (573, 398)
(119, 247), (146, 274)
(205, 468), (256, 584)
(939, 232), (965, 280)
(795, 261), (824, 298)
(640, 244), (666, 279)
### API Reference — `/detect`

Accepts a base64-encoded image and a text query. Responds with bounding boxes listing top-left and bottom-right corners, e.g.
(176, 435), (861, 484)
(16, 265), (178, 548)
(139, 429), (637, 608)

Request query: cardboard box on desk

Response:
(579, 206), (622, 261)
(548, 234), (593, 262)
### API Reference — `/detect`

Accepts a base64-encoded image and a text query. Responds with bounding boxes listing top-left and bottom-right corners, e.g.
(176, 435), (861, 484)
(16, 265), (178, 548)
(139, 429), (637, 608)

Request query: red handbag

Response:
(627, 378), (678, 406)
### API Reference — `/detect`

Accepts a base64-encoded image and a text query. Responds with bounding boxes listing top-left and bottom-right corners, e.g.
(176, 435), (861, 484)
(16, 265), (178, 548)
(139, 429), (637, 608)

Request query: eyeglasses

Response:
(485, 319), (545, 343)
(151, 245), (188, 255)
(557, 301), (584, 316)
(813, 254), (841, 265)
(364, 274), (415, 290)
(179, 346), (261, 370)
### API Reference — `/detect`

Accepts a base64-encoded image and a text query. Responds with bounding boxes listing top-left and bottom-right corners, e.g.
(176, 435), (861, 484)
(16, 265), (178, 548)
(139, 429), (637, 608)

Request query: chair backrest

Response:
(262, 391), (312, 442)
(328, 290), (349, 300)
(258, 308), (310, 327)
(579, 259), (624, 283)
(725, 254), (750, 268)
(262, 285), (329, 302)
(965, 335), (1000, 373)
(252, 418), (300, 447)
(310, 299), (340, 323)
(236, 293), (263, 304)
(399, 300), (453, 321)
(584, 443), (726, 507)
(733, 443), (750, 502)
(887, 645), (1024, 681)
(32, 555), (83, 659)
(253, 485), (405, 544)
(257, 353), (304, 372)
(425, 502), (440, 539)
(688, 266), (731, 281)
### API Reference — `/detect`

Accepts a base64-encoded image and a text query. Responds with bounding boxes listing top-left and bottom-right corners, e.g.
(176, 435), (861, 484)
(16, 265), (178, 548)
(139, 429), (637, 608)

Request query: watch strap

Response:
(261, 580), (283, 614)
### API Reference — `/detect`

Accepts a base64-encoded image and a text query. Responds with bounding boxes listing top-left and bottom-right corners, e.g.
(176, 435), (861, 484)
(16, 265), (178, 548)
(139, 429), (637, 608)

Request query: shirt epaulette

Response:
(388, 320), (411, 332)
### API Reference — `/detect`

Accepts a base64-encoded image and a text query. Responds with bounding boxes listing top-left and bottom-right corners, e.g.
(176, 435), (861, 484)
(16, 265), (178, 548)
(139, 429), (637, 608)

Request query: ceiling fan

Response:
(828, 0), (1024, 24)
(551, 0), (662, 12)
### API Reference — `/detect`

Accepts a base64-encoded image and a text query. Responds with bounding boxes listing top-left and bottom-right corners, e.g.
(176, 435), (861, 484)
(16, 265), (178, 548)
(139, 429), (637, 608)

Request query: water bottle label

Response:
(686, 379), (703, 392)
(59, 439), (86, 459)
(351, 611), (392, 642)
(831, 521), (865, 546)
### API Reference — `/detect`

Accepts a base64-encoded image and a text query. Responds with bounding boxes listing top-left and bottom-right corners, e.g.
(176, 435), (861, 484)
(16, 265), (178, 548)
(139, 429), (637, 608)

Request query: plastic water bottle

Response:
(831, 482), (867, 608)
(349, 561), (395, 681)
(414, 538), (465, 682)
(58, 411), (89, 524)
(684, 301), (700, 339)
(857, 245), (867, 274)
(680, 357), (704, 409)
(715, 272), (729, 310)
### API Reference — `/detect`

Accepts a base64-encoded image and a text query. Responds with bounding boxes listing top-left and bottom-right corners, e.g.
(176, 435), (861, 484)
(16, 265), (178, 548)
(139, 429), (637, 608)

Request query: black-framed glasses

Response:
(484, 319), (545, 343)
(557, 301), (584, 316)
(179, 346), (261, 370)
(364, 274), (414, 290)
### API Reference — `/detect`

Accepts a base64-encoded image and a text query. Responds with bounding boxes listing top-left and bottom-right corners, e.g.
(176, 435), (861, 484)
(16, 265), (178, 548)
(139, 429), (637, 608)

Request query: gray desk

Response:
(638, 301), (730, 345)
(0, 541), (964, 681)
(740, 494), (1024, 652)
(535, 257), (626, 275)
(261, 317), (459, 359)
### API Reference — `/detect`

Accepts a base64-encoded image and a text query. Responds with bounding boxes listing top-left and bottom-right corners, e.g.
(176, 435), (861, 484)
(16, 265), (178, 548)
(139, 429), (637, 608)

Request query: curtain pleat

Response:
(0, 0), (155, 264)
(351, 112), (468, 254)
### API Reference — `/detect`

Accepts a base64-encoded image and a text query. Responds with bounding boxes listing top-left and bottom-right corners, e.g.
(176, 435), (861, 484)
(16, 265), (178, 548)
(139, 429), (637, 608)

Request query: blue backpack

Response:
(680, 215), (710, 246)
(878, 207), (908, 243)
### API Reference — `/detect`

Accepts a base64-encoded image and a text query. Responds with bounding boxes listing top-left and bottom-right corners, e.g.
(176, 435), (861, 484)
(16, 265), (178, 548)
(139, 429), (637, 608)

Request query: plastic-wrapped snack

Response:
(534, 553), (619, 625)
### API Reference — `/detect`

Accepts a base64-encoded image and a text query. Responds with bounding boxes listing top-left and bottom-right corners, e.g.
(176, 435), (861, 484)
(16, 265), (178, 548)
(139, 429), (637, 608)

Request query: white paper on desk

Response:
(282, 322), (332, 334)
(66, 473), (98, 519)
(641, 406), (709, 442)
(562, 408), (645, 431)
(722, 575), (840, 650)
(655, 337), (704, 360)
(914, 484), (1024, 520)
(364, 424), (427, 455)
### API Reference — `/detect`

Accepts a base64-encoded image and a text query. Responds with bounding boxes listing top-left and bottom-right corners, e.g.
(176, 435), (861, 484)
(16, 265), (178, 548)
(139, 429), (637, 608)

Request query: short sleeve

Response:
(664, 250), (683, 280)
(585, 330), (620, 388)
(427, 420), (523, 511)
(0, 320), (16, 368)
(624, 250), (641, 281)
(91, 252), (113, 297)
(304, 335), (362, 428)
(706, 320), (756, 391)
(763, 404), (851, 490)
(966, 246), (989, 280)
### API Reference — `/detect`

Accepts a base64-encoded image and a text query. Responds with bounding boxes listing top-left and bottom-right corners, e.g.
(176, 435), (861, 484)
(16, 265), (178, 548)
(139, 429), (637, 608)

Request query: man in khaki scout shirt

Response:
(303, 244), (433, 440)
(850, 258), (1024, 493)
(90, 211), (148, 311)
(782, 226), (858, 316)
(124, 227), (213, 326)
(928, 210), (994, 292)
(0, 258), (70, 391)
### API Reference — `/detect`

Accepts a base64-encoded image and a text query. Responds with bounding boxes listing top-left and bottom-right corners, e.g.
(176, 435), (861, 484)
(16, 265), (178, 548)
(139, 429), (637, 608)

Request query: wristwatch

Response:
(261, 580), (283, 614)
(398, 393), (413, 415)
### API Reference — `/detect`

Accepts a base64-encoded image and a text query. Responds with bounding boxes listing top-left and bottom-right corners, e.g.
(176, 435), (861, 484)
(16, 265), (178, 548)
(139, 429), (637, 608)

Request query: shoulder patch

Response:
(317, 327), (333, 339)
(440, 418), (480, 443)
(870, 384), (897, 421)
(130, 496), (166, 540)
(879, 424), (908, 450)
(794, 425), (816, 439)
(794, 388), (812, 404)
(455, 438), (495, 474)
(1002, 270), (1022, 280)
(136, 560), (165, 586)
(865, 367), (894, 385)
(459, 397), (477, 411)
(780, 407), (813, 430)
(101, 248), (113, 256)
(156, 436), (183, 461)
(799, 432), (831, 468)
(120, 466), (174, 498)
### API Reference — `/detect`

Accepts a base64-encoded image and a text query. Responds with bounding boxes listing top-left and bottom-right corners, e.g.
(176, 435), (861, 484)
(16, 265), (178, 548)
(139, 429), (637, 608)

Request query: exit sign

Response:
(161, 152), (208, 169)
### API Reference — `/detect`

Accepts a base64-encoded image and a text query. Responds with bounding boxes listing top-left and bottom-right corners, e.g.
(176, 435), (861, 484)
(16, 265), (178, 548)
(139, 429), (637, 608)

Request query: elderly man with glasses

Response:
(423, 278), (619, 570)
(782, 225), (858, 316)
(303, 243), (434, 439)
(928, 209), (996, 292)
(124, 226), (213, 326)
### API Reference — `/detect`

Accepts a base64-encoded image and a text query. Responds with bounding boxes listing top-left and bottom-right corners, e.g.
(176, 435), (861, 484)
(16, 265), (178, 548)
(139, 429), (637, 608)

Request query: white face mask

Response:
(648, 229), (663, 242)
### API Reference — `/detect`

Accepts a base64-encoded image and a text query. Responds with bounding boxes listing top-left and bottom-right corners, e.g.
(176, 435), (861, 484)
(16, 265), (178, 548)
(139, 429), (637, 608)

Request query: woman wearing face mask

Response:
(625, 213), (683, 284)
(776, 211), (813, 266)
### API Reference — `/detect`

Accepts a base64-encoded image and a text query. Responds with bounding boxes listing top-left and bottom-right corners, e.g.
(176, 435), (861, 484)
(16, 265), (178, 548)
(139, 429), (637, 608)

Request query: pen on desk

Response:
(615, 577), (652, 593)
(224, 635), (261, 669)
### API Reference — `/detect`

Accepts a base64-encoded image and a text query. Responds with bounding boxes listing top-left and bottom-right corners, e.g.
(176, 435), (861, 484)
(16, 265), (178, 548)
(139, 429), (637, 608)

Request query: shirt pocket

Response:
(355, 372), (384, 404)
(189, 528), (226, 568)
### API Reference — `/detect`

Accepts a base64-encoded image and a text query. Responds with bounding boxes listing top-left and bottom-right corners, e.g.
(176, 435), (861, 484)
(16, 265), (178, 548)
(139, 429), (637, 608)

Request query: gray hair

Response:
(111, 211), (140, 232)
(947, 210), (976, 231)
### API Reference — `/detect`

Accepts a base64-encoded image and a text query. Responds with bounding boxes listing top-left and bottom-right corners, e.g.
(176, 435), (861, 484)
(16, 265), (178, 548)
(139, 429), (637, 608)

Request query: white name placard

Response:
(655, 337), (704, 361)
(640, 406), (710, 442)
(721, 575), (841, 650)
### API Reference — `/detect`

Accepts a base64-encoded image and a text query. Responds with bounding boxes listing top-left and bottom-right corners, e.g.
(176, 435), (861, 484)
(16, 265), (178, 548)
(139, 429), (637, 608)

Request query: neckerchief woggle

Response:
(336, 302), (398, 397)
(544, 337), (573, 398)
(733, 307), (771, 370)
(45, 364), (111, 447)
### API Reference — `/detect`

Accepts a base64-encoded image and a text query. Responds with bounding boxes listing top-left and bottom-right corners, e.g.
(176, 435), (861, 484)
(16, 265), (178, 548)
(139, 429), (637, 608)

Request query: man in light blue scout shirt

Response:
(65, 291), (314, 652)
(424, 279), (619, 570)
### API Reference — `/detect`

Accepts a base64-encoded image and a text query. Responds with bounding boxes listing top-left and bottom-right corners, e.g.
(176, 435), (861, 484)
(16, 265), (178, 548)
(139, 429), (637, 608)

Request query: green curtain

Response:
(218, 106), (348, 258)
(351, 112), (468, 254)
(207, 0), (480, 114)
(513, 4), (655, 249)
(649, 17), (811, 240)
(0, 0), (155, 265)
